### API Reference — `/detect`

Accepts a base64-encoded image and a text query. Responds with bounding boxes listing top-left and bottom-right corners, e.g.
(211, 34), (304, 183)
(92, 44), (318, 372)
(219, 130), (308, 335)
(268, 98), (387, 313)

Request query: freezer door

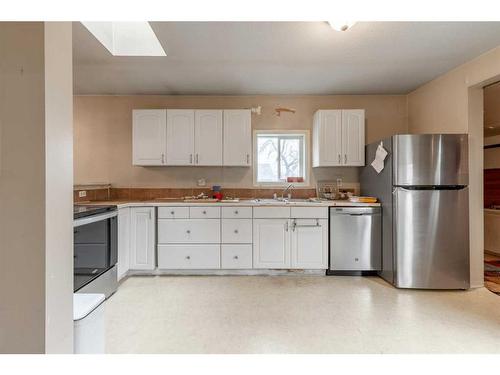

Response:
(394, 187), (469, 289)
(393, 134), (468, 186)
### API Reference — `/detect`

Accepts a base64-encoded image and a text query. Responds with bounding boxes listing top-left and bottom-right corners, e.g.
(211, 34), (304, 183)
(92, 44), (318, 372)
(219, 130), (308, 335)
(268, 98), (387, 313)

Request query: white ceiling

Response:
(73, 22), (500, 95)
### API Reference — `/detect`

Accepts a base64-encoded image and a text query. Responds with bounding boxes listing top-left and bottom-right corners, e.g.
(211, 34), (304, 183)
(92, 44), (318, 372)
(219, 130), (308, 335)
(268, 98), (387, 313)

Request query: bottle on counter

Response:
(212, 185), (223, 201)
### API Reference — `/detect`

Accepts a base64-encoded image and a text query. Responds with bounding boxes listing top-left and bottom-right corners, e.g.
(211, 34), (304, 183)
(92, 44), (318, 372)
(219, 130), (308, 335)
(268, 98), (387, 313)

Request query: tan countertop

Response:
(76, 198), (380, 208)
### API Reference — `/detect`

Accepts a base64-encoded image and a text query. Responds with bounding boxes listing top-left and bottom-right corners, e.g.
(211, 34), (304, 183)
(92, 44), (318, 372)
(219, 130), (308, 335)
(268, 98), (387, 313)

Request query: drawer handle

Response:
(234, 210), (239, 214)
(186, 256), (191, 260)
(202, 210), (207, 214)
(186, 230), (191, 234)
(234, 229), (239, 234)
(233, 255), (239, 260)
(170, 211), (175, 215)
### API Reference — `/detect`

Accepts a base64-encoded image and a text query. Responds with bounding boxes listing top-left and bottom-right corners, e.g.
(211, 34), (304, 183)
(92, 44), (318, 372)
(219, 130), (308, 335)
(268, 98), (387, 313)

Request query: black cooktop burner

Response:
(73, 205), (117, 219)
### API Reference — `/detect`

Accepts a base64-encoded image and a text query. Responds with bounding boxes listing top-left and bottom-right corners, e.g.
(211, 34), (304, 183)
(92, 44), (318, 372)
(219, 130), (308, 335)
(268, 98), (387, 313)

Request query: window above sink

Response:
(253, 130), (309, 187)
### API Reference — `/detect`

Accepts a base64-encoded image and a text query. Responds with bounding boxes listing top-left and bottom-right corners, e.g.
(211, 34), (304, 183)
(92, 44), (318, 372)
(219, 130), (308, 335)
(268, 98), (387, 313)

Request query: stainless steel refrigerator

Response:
(360, 134), (470, 289)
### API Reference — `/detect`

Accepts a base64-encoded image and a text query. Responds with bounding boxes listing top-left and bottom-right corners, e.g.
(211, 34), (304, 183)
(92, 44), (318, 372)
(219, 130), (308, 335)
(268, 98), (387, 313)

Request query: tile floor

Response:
(104, 275), (500, 354)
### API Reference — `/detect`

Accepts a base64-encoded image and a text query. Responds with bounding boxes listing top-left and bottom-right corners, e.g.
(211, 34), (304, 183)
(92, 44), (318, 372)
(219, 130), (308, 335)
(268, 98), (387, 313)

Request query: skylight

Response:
(81, 22), (166, 56)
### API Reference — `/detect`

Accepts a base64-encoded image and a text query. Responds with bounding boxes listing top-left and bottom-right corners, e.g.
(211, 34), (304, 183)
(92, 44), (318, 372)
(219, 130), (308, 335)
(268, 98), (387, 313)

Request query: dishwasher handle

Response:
(330, 207), (381, 216)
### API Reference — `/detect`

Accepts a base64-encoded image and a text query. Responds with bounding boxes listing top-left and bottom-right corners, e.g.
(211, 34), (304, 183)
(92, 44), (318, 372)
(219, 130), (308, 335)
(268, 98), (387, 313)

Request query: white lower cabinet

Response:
(253, 216), (328, 270)
(221, 245), (252, 269)
(253, 219), (291, 269)
(117, 207), (131, 280)
(222, 219), (252, 243)
(158, 245), (220, 269)
(290, 219), (328, 269)
(158, 219), (220, 244)
(129, 207), (156, 270)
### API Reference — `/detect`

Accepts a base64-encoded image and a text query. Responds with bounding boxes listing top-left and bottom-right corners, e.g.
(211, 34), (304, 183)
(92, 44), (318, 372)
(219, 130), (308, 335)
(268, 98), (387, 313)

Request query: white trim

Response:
(253, 130), (310, 187)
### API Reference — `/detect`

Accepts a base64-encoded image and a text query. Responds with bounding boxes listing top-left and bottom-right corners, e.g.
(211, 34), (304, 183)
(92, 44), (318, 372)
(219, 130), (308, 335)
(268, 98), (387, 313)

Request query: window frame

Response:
(253, 129), (310, 187)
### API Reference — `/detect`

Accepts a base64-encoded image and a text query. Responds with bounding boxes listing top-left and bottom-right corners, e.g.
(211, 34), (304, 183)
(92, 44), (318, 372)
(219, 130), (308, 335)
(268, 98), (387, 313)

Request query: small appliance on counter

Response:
(74, 204), (118, 298)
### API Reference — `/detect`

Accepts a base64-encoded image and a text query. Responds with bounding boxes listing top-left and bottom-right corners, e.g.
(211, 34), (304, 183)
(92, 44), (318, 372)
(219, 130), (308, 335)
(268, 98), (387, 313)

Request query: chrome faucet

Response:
(281, 183), (295, 200)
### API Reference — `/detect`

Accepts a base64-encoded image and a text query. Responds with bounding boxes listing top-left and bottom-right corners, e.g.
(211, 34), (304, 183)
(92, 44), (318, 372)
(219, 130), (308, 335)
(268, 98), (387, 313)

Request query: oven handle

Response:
(74, 211), (118, 227)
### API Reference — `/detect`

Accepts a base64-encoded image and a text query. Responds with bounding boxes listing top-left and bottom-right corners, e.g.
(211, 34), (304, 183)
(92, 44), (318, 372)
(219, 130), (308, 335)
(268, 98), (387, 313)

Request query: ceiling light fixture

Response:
(81, 22), (166, 56)
(327, 21), (357, 32)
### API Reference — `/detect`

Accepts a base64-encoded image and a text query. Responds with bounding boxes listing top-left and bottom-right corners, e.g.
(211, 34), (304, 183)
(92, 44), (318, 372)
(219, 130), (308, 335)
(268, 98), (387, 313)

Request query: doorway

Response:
(483, 81), (500, 294)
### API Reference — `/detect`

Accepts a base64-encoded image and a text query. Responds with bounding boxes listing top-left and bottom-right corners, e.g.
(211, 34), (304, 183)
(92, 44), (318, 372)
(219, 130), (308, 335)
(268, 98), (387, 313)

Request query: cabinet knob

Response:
(186, 256), (191, 260)
(233, 255), (239, 260)
(355, 258), (359, 262)
(234, 229), (239, 234)
(186, 230), (191, 234)
(170, 211), (175, 215)
(234, 210), (239, 214)
(202, 210), (207, 214)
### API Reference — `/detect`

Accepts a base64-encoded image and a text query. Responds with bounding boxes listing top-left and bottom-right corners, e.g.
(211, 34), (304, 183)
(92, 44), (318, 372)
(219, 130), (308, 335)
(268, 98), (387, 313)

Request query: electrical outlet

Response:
(197, 178), (206, 187)
(78, 190), (87, 198)
(336, 178), (343, 188)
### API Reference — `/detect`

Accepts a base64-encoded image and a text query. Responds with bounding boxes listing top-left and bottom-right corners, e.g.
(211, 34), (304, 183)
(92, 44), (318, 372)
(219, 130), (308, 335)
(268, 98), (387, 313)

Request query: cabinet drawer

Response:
(190, 206), (221, 219)
(222, 219), (252, 243)
(253, 206), (291, 218)
(158, 207), (189, 219)
(158, 219), (220, 243)
(222, 206), (252, 219)
(158, 245), (220, 269)
(221, 245), (252, 269)
(290, 207), (328, 219)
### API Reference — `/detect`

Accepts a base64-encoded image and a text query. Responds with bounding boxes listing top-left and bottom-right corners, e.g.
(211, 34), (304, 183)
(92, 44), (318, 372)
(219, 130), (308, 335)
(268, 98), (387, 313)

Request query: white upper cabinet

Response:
(313, 110), (343, 166)
(223, 109), (252, 166)
(342, 109), (365, 166)
(132, 110), (167, 166)
(312, 109), (365, 167)
(194, 110), (223, 166)
(132, 108), (252, 167)
(166, 110), (195, 165)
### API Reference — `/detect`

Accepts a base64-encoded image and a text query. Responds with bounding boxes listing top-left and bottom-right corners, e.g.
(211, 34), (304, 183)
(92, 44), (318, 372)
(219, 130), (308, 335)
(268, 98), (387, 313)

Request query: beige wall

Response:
(0, 22), (73, 353)
(0, 22), (46, 354)
(407, 45), (500, 288)
(74, 95), (408, 188)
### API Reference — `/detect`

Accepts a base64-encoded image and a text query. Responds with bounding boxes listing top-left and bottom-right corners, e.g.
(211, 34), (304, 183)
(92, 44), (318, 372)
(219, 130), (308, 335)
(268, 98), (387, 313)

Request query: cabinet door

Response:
(117, 207), (130, 280)
(253, 219), (290, 269)
(341, 109), (365, 166)
(195, 110), (223, 166)
(166, 110), (195, 165)
(291, 219), (328, 269)
(130, 207), (155, 270)
(313, 110), (342, 167)
(132, 109), (166, 166)
(223, 109), (252, 166)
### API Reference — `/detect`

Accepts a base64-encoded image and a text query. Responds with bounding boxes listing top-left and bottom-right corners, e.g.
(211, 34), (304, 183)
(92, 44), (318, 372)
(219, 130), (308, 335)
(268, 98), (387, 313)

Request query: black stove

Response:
(73, 204), (116, 219)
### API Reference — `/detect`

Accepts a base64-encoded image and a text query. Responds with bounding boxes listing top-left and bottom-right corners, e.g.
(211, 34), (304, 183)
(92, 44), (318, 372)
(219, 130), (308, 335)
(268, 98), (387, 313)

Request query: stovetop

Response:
(73, 204), (117, 219)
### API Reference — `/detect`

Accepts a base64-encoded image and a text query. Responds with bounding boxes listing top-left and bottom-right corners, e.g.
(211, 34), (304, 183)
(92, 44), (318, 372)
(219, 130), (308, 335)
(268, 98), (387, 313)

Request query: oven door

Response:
(74, 211), (117, 292)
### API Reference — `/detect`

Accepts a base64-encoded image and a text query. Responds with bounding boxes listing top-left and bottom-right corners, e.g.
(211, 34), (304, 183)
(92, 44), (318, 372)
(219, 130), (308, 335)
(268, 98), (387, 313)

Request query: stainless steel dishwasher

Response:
(328, 206), (382, 274)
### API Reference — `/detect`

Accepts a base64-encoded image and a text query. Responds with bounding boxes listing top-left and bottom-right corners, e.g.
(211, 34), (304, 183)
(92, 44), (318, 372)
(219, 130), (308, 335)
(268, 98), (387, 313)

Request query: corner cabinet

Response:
(129, 207), (156, 270)
(132, 110), (167, 166)
(312, 109), (365, 167)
